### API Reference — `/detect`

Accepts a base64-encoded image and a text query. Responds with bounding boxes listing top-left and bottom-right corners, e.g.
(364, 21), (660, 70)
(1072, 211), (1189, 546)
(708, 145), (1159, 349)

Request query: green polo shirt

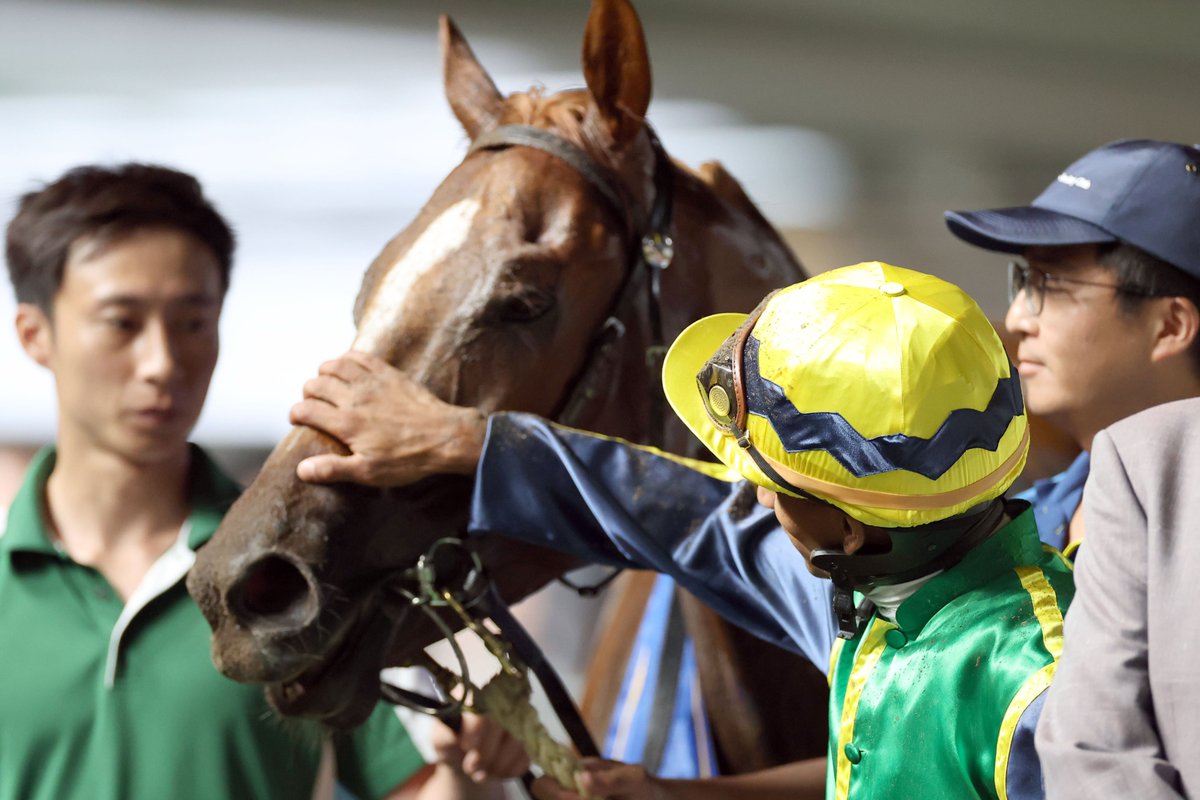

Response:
(0, 446), (424, 800)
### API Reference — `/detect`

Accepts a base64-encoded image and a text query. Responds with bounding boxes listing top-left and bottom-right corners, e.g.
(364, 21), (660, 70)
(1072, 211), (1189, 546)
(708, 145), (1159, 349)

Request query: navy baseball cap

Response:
(945, 139), (1200, 279)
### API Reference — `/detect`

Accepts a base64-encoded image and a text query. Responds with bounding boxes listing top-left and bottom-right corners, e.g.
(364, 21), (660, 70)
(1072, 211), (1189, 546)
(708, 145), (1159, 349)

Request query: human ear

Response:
(15, 303), (53, 368)
(1149, 296), (1200, 363)
(841, 515), (868, 555)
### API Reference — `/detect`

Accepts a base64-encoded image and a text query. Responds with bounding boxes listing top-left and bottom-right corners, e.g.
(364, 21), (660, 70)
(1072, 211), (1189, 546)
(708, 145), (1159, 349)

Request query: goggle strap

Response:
(738, 433), (834, 508)
(730, 306), (764, 433)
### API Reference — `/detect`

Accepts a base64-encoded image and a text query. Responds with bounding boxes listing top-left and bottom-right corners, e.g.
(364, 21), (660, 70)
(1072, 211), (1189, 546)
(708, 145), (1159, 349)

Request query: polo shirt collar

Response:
(1, 445), (241, 560)
(892, 503), (1041, 635)
(1, 447), (59, 556)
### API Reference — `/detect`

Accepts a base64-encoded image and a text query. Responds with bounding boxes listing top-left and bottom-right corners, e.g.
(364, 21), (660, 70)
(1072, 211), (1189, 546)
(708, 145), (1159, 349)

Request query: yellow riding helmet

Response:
(662, 262), (1028, 528)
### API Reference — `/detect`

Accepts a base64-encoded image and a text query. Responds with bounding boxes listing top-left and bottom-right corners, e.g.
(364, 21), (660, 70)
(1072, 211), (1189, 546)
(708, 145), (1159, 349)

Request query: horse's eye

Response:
(491, 286), (556, 323)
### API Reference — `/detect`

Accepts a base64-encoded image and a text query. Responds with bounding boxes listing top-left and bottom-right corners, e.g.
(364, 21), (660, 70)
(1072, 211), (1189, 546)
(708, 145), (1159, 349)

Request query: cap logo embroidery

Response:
(1056, 172), (1092, 190)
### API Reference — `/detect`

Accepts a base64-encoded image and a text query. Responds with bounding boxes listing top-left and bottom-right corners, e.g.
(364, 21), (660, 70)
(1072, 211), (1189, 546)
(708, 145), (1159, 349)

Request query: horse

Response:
(187, 0), (829, 773)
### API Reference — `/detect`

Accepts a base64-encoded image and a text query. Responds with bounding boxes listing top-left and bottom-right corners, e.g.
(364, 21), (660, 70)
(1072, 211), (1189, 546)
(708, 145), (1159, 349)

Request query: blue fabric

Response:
(603, 574), (717, 778)
(469, 414), (838, 670)
(745, 336), (1025, 479)
(1007, 689), (1050, 800)
(1017, 451), (1089, 552)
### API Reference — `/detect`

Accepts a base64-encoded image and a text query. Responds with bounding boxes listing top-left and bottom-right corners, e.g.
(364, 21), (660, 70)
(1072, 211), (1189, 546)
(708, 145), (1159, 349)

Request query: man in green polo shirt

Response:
(0, 163), (525, 800)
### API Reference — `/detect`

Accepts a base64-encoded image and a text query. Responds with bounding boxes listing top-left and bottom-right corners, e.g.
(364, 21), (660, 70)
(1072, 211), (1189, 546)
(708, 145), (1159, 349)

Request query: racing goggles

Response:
(695, 309), (833, 507)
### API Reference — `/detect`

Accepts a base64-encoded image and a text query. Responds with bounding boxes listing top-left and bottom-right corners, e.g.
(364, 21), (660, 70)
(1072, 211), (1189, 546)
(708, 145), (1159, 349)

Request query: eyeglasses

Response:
(1007, 260), (1157, 315)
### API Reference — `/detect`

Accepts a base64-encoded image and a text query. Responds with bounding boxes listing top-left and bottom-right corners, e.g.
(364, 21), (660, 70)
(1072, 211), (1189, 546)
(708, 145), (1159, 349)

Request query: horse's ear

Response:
(582, 0), (652, 145)
(441, 15), (504, 140)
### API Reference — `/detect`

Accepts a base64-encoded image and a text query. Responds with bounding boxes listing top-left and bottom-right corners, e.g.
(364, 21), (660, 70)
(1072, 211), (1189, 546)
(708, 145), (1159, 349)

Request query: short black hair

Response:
(1099, 242), (1200, 374)
(5, 163), (235, 312)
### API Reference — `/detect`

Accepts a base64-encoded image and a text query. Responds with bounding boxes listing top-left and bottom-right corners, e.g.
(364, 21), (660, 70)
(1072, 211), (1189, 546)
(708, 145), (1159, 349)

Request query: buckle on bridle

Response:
(641, 232), (674, 270)
(389, 537), (488, 611)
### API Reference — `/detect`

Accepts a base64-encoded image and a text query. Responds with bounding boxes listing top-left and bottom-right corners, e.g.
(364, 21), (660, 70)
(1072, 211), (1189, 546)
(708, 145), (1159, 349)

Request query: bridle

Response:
(378, 124), (678, 787)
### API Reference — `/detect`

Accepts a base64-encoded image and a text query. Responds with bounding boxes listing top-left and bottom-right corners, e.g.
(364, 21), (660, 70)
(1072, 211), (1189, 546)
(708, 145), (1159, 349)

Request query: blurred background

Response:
(2, 0), (1199, 453)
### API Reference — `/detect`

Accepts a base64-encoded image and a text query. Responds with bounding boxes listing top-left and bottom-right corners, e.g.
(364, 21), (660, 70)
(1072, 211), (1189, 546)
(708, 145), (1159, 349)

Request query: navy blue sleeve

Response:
(1006, 689), (1047, 800)
(468, 413), (836, 670)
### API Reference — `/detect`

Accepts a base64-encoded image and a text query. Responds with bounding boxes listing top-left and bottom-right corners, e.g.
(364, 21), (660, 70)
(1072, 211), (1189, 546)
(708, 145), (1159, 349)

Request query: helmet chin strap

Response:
(811, 498), (1007, 638)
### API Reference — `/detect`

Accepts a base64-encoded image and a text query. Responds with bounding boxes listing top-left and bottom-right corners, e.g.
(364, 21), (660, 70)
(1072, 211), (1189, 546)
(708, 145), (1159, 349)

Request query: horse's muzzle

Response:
(190, 550), (332, 685)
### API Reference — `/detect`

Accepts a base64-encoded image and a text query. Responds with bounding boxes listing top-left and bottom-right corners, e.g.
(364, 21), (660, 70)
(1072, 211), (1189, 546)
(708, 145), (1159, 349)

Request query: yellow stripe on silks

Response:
(827, 638), (846, 687)
(994, 566), (1065, 798)
(1044, 543), (1075, 572)
(1015, 566), (1065, 660)
(1062, 540), (1083, 562)
(994, 662), (1056, 800)
(834, 620), (894, 800)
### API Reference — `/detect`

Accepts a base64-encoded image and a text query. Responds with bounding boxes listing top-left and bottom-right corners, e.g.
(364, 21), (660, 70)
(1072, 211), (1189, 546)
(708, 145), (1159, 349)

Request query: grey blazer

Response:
(1037, 397), (1200, 799)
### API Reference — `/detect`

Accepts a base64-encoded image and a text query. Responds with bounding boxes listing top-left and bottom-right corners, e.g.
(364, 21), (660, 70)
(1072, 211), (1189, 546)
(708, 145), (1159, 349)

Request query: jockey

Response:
(294, 262), (1072, 799)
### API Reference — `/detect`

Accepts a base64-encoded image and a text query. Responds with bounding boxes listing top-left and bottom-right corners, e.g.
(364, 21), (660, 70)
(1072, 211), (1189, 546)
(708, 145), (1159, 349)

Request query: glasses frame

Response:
(1007, 260), (1158, 316)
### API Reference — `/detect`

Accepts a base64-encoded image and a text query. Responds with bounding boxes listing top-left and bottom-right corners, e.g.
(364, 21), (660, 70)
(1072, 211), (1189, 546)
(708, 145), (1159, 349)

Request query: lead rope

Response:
(385, 539), (600, 798)
(438, 590), (598, 800)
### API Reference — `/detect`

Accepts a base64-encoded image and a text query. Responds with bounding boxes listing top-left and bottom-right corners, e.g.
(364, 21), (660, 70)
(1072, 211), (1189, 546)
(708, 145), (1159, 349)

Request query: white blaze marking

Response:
(352, 198), (481, 352)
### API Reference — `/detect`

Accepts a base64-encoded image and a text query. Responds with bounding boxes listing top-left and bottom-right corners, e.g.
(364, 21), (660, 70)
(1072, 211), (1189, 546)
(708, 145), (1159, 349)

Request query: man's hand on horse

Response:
(290, 350), (487, 486)
(532, 759), (668, 800)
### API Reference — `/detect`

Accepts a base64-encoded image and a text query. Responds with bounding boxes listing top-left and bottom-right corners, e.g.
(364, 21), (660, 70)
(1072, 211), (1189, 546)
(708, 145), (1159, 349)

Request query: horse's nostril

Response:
(229, 555), (317, 630)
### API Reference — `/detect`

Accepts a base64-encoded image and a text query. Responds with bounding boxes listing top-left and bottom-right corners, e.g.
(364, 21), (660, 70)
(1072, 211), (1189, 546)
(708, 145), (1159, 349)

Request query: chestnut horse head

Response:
(187, 0), (803, 730)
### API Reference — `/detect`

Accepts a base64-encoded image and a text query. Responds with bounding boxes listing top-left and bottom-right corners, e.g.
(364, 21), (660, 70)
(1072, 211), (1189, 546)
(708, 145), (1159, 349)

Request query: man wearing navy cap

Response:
(945, 139), (1200, 555)
(945, 138), (1200, 796)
